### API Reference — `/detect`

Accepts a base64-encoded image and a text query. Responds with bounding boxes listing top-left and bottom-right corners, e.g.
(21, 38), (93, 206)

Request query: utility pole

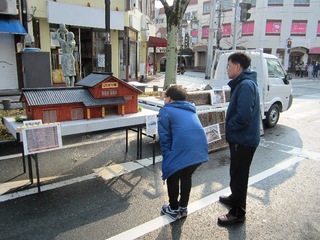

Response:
(232, 0), (240, 50)
(105, 0), (112, 74)
(216, 2), (222, 49)
(205, 0), (217, 79)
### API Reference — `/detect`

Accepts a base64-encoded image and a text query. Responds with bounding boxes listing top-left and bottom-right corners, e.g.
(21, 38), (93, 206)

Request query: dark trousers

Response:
(166, 163), (201, 210)
(229, 143), (256, 216)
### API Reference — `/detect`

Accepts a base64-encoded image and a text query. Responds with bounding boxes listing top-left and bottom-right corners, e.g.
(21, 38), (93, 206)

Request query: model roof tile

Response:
(76, 73), (112, 87)
(21, 87), (127, 107)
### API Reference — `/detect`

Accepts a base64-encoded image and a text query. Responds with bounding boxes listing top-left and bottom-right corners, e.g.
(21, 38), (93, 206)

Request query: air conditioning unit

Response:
(0, 0), (18, 15)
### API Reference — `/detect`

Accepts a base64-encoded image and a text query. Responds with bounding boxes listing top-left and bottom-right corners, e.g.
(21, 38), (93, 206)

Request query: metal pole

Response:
(284, 39), (289, 71)
(105, 0), (112, 74)
(216, 2), (222, 49)
(205, 0), (217, 79)
(179, 26), (182, 73)
(233, 0), (240, 50)
(21, 0), (28, 32)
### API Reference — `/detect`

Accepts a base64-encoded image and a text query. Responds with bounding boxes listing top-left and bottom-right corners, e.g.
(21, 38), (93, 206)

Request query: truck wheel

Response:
(265, 104), (280, 128)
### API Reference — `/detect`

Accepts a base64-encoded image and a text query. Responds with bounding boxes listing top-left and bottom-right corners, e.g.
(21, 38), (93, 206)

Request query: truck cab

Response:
(210, 49), (293, 128)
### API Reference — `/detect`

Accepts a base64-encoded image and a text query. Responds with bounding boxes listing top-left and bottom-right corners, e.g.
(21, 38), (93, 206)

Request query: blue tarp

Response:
(0, 19), (27, 35)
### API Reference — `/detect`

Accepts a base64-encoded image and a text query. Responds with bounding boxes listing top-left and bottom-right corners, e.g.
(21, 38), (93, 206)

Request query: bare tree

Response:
(221, 22), (248, 49)
(160, 0), (190, 90)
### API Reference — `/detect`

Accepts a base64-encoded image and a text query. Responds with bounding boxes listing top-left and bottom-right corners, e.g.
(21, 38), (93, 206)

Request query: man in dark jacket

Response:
(158, 85), (208, 220)
(218, 52), (260, 225)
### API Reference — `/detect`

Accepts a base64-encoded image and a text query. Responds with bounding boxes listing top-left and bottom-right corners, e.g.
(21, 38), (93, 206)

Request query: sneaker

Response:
(179, 206), (188, 218)
(161, 205), (180, 220)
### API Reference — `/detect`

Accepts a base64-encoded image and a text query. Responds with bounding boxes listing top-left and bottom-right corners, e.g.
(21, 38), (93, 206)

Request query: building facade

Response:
(0, 0), (157, 91)
(0, 0), (27, 90)
(154, 0), (320, 72)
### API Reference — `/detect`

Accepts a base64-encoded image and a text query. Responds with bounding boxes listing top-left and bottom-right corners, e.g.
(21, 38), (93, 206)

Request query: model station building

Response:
(20, 73), (142, 123)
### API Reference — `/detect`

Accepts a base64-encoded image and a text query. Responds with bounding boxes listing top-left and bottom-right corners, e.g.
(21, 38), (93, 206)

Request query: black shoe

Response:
(219, 195), (233, 206)
(218, 212), (246, 225)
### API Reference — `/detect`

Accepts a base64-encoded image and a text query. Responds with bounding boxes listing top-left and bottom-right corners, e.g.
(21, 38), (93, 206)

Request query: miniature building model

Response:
(20, 73), (142, 123)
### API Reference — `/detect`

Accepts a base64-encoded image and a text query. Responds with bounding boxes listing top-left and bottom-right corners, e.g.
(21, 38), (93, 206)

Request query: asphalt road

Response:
(0, 77), (320, 240)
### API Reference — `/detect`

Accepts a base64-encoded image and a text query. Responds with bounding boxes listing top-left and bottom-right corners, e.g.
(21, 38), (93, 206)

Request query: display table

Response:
(2, 108), (158, 192)
(3, 108), (158, 138)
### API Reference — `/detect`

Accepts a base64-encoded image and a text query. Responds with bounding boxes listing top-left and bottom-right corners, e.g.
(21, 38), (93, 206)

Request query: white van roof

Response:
(209, 50), (279, 89)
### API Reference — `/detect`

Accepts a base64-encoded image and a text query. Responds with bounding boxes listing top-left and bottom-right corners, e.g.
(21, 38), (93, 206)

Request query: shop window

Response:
(125, 95), (134, 100)
(43, 109), (57, 123)
(129, 40), (137, 79)
(92, 31), (106, 73)
(291, 20), (307, 36)
(294, 0), (310, 6)
(265, 20), (282, 36)
(221, 0), (233, 11)
(242, 21), (254, 36)
(191, 30), (198, 44)
(222, 23), (232, 38)
(102, 90), (118, 96)
(268, 0), (283, 6)
(201, 26), (209, 38)
(71, 108), (84, 120)
(203, 1), (210, 14)
(243, 0), (256, 5)
(317, 21), (320, 37)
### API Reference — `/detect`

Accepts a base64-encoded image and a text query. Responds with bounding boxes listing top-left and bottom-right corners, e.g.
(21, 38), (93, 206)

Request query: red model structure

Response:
(20, 73), (142, 123)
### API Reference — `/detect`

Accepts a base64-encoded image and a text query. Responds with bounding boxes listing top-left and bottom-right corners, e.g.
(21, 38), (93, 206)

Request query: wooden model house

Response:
(20, 73), (142, 123)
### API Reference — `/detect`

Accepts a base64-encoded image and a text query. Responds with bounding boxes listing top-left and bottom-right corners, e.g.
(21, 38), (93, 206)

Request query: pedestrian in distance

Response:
(307, 63), (313, 79)
(294, 62), (300, 77)
(158, 85), (208, 220)
(218, 52), (261, 225)
(313, 61), (319, 78)
(299, 61), (304, 78)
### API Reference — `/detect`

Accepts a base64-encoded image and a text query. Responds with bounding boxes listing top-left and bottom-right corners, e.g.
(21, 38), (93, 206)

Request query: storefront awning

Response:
(309, 47), (320, 54)
(0, 19), (27, 35)
(148, 36), (167, 48)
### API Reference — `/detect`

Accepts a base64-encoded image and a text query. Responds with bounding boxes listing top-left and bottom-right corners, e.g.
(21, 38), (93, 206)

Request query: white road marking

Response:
(106, 156), (305, 240)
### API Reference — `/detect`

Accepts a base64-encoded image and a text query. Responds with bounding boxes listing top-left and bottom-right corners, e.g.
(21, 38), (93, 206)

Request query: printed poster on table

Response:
(204, 123), (221, 143)
(22, 124), (62, 155)
(145, 115), (158, 136)
(210, 90), (226, 105)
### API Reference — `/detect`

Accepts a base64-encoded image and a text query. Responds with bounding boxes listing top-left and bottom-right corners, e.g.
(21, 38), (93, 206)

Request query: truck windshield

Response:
(267, 59), (286, 78)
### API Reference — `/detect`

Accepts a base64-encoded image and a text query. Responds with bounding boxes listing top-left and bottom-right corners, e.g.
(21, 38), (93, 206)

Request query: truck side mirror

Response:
(283, 73), (292, 85)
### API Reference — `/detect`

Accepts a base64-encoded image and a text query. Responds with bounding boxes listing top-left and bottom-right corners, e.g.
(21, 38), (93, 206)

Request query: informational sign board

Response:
(23, 119), (42, 126)
(204, 123), (221, 143)
(21, 124), (63, 155)
(210, 90), (226, 105)
(145, 115), (157, 136)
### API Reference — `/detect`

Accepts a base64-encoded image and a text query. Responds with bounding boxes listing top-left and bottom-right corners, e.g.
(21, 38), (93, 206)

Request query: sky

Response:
(155, 0), (174, 8)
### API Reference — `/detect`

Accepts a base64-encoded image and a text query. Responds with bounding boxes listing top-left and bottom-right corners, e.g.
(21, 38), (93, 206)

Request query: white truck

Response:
(209, 49), (293, 128)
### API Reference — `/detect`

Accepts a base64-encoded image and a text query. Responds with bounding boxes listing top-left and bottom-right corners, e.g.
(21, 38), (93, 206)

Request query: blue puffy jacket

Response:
(226, 69), (261, 147)
(158, 101), (208, 180)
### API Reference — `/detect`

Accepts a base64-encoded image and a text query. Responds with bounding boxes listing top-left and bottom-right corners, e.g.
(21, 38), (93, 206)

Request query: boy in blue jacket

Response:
(218, 52), (260, 225)
(158, 85), (208, 220)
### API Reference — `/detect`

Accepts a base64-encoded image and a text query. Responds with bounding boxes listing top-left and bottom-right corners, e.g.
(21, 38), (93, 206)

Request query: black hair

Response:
(228, 52), (251, 69)
(165, 85), (187, 101)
